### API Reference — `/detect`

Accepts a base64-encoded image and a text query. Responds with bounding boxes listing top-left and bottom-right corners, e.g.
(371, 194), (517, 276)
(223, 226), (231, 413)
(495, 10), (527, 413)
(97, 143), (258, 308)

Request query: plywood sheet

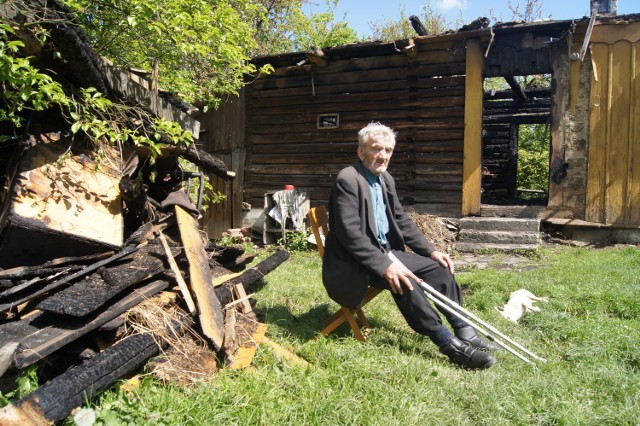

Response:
(11, 142), (123, 246)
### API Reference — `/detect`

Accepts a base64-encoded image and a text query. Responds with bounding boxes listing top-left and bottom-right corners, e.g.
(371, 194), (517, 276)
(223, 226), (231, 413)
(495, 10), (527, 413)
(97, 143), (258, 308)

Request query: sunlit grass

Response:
(61, 245), (640, 425)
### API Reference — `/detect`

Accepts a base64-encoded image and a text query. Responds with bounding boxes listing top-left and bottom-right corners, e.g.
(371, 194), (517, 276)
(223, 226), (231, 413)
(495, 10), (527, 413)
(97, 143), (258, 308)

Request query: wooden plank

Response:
(628, 42), (640, 225)
(549, 35), (570, 213)
(251, 73), (466, 96)
(591, 21), (640, 45)
(606, 41), (632, 224)
(0, 279), (169, 370)
(175, 205), (225, 350)
(229, 323), (268, 369)
(462, 38), (483, 216)
(250, 91), (466, 111)
(255, 45), (462, 79)
(212, 272), (243, 287)
(586, 43), (610, 223)
(249, 128), (464, 145)
(231, 284), (253, 314)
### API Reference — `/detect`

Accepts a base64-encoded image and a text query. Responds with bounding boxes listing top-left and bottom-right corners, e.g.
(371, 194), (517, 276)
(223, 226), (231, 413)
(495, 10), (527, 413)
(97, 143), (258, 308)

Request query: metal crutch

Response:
(388, 252), (547, 364)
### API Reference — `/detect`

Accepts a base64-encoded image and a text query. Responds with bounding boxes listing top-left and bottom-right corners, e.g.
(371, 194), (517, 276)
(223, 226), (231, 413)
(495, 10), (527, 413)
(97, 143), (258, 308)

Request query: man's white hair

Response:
(357, 122), (396, 149)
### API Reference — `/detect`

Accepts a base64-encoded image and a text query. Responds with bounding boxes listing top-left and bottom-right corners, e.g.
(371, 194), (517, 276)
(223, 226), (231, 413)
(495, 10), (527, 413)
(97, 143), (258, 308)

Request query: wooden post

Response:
(462, 38), (483, 216)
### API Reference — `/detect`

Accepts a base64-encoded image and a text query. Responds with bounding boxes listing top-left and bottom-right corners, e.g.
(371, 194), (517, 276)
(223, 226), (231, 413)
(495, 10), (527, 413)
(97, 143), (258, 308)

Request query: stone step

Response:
(480, 204), (545, 218)
(458, 217), (540, 232)
(457, 229), (540, 245)
(455, 242), (540, 252)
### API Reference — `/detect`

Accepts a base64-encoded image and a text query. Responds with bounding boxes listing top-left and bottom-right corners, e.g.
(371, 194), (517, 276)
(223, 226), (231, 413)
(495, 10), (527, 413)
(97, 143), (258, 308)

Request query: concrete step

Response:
(457, 229), (540, 245)
(455, 216), (541, 252)
(458, 217), (540, 232)
(480, 204), (545, 218)
(455, 242), (540, 252)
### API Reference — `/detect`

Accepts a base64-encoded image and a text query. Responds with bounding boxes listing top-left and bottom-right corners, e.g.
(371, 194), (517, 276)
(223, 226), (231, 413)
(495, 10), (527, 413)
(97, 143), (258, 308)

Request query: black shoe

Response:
(440, 337), (497, 369)
(455, 326), (501, 351)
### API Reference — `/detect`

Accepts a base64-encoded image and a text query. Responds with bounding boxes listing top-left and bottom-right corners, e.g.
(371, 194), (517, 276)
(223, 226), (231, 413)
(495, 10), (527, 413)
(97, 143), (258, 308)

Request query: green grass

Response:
(63, 246), (640, 424)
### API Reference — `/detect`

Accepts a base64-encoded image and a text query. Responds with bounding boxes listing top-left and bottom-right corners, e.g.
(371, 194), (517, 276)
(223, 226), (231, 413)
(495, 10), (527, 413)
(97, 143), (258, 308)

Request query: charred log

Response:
(409, 15), (429, 36)
(458, 17), (490, 32)
(0, 333), (161, 425)
(205, 243), (246, 264)
(214, 249), (290, 307)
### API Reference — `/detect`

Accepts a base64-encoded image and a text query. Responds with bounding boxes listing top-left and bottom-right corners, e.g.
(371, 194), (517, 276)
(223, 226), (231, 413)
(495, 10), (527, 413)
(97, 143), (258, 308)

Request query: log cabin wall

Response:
(198, 93), (246, 237)
(245, 36), (478, 218)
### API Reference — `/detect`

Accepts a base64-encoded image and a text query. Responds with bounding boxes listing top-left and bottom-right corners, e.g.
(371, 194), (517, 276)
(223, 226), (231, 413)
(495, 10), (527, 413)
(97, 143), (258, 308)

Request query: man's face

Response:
(357, 136), (394, 176)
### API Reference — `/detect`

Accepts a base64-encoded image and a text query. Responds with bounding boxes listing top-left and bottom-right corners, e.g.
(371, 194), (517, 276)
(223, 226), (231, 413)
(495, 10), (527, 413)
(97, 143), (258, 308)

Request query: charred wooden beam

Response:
(0, 246), (140, 315)
(213, 249), (290, 307)
(1, 0), (111, 95)
(409, 15), (429, 36)
(458, 17), (490, 32)
(483, 112), (550, 124)
(0, 277), (170, 372)
(155, 142), (235, 180)
(0, 252), (114, 281)
(0, 333), (161, 425)
(35, 242), (173, 317)
(205, 243), (246, 265)
(504, 76), (529, 103)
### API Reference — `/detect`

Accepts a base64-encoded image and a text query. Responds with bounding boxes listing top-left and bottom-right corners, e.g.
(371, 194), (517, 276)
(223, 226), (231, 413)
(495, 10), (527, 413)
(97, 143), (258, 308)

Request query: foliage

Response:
(518, 123), (550, 192)
(369, 1), (454, 41)
(491, 0), (549, 23)
(277, 229), (311, 252)
(178, 158), (227, 210)
(253, 0), (358, 55)
(0, 366), (39, 405)
(0, 24), (69, 130)
(60, 0), (274, 109)
(508, 0), (548, 22)
(1, 22), (196, 167)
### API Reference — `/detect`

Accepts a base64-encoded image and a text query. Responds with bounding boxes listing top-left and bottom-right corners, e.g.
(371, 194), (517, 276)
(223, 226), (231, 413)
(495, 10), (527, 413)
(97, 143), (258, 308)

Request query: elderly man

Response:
(322, 122), (498, 369)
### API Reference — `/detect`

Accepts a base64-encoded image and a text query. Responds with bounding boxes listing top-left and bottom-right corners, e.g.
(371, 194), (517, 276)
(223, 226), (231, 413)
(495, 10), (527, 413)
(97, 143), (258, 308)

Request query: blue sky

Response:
(304, 0), (638, 37)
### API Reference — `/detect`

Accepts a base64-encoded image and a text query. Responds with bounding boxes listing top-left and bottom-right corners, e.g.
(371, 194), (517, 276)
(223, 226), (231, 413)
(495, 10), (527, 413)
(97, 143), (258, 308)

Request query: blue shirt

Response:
(363, 168), (389, 245)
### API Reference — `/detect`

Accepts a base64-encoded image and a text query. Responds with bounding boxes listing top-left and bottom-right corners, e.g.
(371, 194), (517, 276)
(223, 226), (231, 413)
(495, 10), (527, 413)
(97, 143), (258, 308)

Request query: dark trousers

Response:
(370, 250), (467, 335)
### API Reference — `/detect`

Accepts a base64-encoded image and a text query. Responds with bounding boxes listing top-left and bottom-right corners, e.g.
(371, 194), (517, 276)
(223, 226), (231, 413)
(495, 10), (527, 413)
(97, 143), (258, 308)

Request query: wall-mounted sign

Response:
(317, 113), (339, 129)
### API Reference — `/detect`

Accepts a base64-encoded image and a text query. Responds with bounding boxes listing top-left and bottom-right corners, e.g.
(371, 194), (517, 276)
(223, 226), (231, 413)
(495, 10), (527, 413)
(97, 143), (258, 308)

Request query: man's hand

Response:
(383, 262), (419, 295)
(430, 251), (455, 274)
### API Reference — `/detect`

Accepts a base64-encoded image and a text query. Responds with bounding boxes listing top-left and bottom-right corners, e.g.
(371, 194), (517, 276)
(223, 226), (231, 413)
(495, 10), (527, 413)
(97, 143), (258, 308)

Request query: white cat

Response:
(496, 289), (548, 323)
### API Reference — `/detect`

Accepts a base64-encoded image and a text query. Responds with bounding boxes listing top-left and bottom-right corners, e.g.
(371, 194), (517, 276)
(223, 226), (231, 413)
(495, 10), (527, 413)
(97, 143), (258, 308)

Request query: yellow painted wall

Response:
(586, 22), (640, 225)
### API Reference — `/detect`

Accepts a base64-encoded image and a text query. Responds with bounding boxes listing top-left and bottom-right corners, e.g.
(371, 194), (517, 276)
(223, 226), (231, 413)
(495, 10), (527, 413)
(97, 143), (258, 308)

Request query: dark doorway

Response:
(481, 74), (551, 206)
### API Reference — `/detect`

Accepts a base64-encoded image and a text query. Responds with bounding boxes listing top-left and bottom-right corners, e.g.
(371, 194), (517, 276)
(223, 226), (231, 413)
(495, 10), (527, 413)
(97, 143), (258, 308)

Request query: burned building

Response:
(200, 10), (640, 244)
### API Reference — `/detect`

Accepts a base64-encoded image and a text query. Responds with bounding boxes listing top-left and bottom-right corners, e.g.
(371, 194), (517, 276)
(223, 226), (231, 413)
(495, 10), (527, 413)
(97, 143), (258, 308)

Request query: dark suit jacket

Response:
(322, 161), (436, 309)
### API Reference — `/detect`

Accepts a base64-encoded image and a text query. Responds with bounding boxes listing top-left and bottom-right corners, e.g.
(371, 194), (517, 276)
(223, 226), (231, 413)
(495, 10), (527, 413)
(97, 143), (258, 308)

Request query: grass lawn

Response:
(54, 245), (640, 424)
